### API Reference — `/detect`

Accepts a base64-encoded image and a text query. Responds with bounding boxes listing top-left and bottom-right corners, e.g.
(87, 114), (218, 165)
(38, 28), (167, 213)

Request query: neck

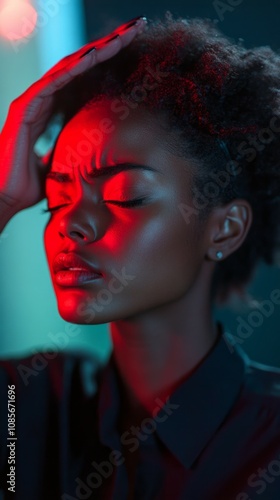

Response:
(109, 268), (218, 419)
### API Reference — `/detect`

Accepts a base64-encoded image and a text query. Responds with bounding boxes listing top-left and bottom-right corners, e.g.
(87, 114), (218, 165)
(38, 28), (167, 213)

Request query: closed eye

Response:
(103, 198), (147, 208)
(41, 198), (147, 214)
(41, 203), (70, 214)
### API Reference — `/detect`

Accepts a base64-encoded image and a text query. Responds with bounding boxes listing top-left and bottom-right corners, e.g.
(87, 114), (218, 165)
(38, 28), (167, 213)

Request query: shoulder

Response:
(0, 350), (105, 397)
(238, 349), (280, 419)
(243, 357), (280, 397)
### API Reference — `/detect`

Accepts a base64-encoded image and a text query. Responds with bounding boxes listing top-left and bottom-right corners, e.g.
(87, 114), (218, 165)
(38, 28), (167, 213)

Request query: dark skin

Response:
(44, 99), (253, 428)
(3, 16), (255, 493)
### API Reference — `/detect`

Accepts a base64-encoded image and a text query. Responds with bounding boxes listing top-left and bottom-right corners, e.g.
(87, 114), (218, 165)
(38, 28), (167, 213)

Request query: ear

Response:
(205, 200), (253, 262)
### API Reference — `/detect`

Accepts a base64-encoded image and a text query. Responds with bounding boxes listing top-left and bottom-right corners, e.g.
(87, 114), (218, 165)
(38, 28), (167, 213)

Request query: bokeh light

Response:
(0, 0), (37, 41)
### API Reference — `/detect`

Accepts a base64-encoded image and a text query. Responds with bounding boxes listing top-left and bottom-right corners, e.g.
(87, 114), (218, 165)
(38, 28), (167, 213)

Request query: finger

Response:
(82, 15), (147, 50)
(31, 19), (145, 99)
(42, 54), (73, 79)
(43, 16), (147, 78)
(15, 16), (147, 123)
(21, 38), (122, 123)
(95, 16), (147, 51)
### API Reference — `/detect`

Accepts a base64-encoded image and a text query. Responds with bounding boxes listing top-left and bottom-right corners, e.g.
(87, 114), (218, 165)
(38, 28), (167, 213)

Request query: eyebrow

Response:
(46, 163), (161, 182)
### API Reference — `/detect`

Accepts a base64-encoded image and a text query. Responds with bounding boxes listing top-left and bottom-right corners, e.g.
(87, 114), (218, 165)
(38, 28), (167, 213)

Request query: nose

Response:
(58, 204), (99, 244)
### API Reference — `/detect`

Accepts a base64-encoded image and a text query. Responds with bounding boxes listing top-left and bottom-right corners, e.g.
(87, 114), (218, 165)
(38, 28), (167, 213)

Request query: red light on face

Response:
(0, 0), (37, 41)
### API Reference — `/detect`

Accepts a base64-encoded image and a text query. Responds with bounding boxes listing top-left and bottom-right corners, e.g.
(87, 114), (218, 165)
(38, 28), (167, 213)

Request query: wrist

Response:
(0, 195), (18, 232)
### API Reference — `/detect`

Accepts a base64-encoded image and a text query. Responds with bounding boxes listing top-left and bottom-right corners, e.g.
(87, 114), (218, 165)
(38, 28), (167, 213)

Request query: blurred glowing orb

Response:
(0, 0), (37, 41)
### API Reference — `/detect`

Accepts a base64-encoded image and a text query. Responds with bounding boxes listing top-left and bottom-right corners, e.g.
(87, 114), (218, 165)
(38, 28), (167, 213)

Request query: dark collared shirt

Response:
(1, 321), (280, 500)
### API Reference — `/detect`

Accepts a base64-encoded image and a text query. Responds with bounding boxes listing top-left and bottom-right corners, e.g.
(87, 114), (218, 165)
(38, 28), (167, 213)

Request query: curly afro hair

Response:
(54, 11), (280, 305)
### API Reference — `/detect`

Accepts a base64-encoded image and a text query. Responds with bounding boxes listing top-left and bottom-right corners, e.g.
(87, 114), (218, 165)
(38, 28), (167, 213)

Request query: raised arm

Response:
(0, 16), (147, 233)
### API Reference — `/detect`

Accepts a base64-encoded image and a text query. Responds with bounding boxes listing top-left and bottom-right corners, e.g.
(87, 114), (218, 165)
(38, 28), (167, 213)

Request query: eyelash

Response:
(41, 198), (147, 214)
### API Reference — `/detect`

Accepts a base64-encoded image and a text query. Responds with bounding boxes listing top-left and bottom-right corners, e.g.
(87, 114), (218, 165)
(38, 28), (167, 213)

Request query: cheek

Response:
(43, 221), (57, 265)
(41, 207), (204, 323)
(117, 208), (202, 295)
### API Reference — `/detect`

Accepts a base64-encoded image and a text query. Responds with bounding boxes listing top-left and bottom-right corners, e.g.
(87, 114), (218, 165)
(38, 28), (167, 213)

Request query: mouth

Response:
(53, 252), (102, 287)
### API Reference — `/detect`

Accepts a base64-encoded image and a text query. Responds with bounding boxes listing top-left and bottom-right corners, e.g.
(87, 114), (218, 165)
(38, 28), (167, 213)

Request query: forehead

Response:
(53, 100), (174, 170)
(50, 99), (197, 196)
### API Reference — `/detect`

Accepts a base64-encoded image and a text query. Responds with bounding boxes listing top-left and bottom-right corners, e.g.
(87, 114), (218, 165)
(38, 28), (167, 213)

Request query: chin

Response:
(56, 300), (105, 325)
(57, 305), (111, 325)
(54, 288), (116, 325)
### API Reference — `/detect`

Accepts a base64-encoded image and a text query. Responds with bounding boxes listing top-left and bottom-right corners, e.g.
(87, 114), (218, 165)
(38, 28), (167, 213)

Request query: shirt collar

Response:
(97, 321), (247, 468)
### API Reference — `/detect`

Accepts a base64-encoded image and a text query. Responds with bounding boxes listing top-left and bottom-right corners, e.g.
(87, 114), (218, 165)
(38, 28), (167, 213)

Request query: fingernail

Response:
(118, 16), (148, 32)
(135, 16), (147, 25)
(126, 15), (147, 27)
(79, 46), (96, 58)
(104, 33), (120, 44)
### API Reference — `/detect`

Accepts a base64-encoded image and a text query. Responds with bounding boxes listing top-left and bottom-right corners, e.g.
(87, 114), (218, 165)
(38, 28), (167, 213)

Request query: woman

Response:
(1, 12), (280, 500)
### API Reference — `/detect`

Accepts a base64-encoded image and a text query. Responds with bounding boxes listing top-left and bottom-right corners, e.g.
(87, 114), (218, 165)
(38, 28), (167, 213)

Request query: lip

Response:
(53, 252), (102, 286)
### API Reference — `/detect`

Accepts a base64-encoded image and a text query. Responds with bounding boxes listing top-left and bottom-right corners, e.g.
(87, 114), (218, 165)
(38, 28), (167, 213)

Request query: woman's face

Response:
(44, 99), (209, 324)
